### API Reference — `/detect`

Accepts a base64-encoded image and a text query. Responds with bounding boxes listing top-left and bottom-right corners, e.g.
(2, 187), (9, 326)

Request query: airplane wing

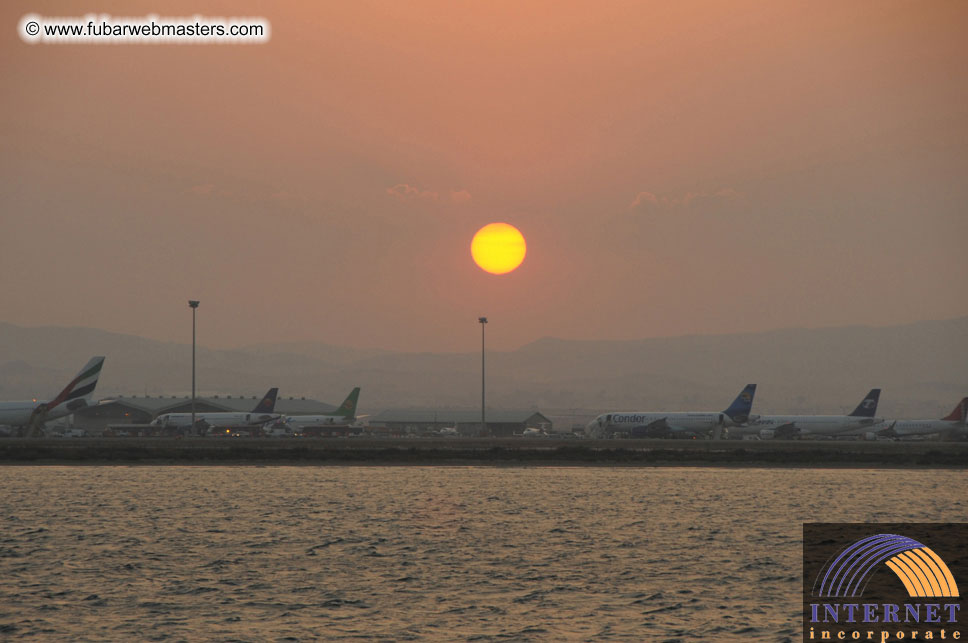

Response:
(630, 418), (673, 438)
(874, 421), (898, 439)
(772, 422), (800, 439)
(25, 404), (50, 438)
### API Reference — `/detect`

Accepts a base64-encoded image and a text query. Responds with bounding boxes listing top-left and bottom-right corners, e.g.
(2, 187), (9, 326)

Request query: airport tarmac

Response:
(0, 437), (965, 467)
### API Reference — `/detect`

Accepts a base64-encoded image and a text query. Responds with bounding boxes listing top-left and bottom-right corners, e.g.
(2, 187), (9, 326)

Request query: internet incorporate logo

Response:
(815, 534), (959, 599)
(802, 524), (965, 643)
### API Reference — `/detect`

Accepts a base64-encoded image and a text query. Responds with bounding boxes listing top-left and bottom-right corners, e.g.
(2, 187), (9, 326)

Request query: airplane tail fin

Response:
(848, 389), (881, 417)
(46, 356), (105, 413)
(940, 397), (968, 423)
(333, 387), (361, 418)
(723, 384), (757, 424)
(251, 388), (279, 413)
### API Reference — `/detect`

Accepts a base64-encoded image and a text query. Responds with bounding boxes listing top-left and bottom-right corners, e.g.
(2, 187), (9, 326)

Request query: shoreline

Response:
(1, 437), (965, 468)
(1, 461), (964, 470)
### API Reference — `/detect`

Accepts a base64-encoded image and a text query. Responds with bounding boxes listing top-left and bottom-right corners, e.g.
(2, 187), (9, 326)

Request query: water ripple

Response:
(0, 466), (963, 640)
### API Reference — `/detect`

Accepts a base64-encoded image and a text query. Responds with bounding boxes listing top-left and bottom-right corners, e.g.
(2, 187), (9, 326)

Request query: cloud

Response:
(387, 183), (438, 201)
(629, 187), (745, 212)
(188, 183), (216, 196)
(629, 190), (659, 209)
(448, 189), (472, 204)
(712, 187), (743, 201)
(386, 184), (472, 205)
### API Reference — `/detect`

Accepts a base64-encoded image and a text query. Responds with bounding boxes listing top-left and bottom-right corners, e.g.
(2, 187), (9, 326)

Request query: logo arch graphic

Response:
(814, 533), (959, 598)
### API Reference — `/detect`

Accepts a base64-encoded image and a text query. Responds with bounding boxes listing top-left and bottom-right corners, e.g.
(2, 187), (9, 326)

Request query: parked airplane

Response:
(274, 387), (361, 433)
(859, 397), (967, 440)
(736, 389), (882, 439)
(150, 388), (280, 430)
(0, 356), (105, 436)
(585, 384), (757, 439)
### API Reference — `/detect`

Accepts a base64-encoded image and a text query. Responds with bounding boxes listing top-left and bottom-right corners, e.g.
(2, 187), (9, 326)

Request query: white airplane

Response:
(150, 388), (279, 431)
(858, 397), (967, 440)
(274, 387), (361, 434)
(585, 384), (757, 439)
(0, 356), (105, 436)
(737, 389), (883, 439)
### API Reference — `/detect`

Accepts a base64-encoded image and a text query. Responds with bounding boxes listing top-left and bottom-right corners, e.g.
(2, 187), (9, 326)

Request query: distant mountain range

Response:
(1, 318), (965, 421)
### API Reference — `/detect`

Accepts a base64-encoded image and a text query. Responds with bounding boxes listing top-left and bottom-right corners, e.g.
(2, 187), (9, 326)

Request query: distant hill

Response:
(0, 318), (965, 420)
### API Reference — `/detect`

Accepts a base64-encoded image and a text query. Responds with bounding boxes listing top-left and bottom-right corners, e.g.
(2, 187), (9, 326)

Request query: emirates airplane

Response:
(0, 356), (105, 435)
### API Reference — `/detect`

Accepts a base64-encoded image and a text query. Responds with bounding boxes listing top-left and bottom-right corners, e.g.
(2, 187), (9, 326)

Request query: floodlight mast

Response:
(189, 300), (200, 435)
(479, 316), (487, 436)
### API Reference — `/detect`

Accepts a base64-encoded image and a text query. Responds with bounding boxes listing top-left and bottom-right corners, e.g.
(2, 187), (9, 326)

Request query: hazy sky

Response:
(2, 1), (966, 352)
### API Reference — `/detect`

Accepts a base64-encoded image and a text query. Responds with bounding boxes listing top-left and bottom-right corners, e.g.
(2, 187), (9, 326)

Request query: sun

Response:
(471, 223), (526, 275)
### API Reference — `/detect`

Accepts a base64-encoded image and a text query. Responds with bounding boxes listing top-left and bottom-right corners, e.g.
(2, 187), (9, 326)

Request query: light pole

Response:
(479, 316), (487, 437)
(189, 300), (199, 435)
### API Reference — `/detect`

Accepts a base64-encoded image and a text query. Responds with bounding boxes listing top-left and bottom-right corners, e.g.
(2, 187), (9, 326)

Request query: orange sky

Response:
(2, 1), (966, 351)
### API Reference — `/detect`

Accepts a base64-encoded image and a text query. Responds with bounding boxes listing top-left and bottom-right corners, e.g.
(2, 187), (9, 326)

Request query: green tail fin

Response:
(334, 387), (361, 418)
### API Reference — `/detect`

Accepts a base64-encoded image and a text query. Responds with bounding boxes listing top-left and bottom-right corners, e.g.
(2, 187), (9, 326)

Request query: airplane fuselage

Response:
(881, 419), (964, 438)
(588, 412), (728, 438)
(281, 415), (354, 429)
(152, 412), (279, 428)
(746, 414), (883, 437)
(0, 400), (71, 427)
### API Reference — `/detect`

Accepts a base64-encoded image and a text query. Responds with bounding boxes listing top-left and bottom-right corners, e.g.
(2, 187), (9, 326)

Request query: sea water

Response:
(0, 466), (963, 641)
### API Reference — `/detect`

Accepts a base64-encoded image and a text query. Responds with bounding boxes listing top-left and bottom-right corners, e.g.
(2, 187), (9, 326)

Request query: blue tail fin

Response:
(848, 389), (880, 417)
(723, 384), (757, 423)
(251, 388), (279, 413)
